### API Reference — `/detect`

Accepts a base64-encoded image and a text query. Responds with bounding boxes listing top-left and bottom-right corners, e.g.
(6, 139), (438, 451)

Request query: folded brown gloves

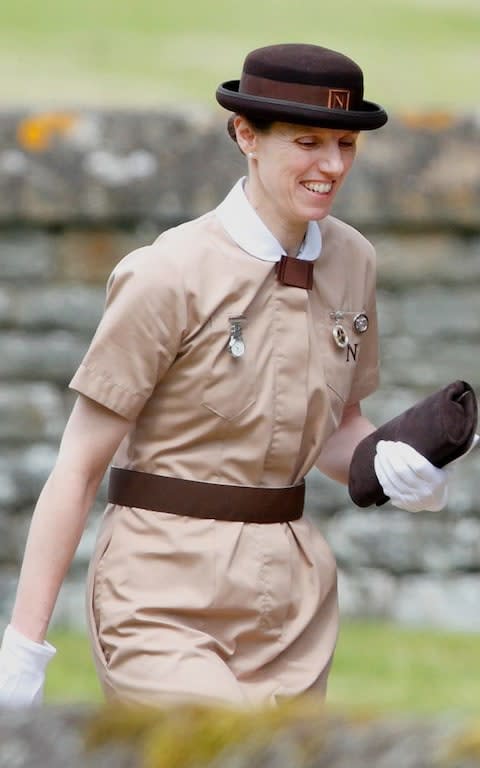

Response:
(348, 380), (478, 508)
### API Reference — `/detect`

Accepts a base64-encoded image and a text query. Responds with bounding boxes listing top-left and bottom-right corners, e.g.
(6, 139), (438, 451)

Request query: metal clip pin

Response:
(228, 315), (246, 358)
(330, 310), (349, 349)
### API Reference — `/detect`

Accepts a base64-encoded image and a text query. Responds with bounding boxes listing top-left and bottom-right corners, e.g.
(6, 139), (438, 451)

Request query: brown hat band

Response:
(240, 73), (354, 111)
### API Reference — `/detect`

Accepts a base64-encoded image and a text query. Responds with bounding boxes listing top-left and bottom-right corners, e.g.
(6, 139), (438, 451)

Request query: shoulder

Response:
(109, 211), (220, 288)
(320, 215), (376, 264)
(151, 210), (225, 267)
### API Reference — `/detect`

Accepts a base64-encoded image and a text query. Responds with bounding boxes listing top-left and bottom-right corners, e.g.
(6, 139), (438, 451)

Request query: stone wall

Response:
(0, 108), (479, 632)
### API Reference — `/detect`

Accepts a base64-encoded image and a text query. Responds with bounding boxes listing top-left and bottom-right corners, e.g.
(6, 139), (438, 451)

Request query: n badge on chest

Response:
(330, 310), (369, 360)
(330, 311), (349, 348)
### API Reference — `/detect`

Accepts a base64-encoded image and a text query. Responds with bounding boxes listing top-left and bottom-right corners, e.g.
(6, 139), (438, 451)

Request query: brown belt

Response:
(107, 467), (305, 524)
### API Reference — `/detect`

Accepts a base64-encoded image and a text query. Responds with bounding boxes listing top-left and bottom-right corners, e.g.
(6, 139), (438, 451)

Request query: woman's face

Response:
(238, 119), (359, 229)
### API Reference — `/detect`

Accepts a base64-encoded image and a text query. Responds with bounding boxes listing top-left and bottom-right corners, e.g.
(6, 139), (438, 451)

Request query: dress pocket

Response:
(88, 506), (116, 670)
(202, 348), (256, 421)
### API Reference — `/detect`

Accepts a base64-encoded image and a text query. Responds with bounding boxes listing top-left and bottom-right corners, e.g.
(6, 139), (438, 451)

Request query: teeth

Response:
(303, 181), (332, 194)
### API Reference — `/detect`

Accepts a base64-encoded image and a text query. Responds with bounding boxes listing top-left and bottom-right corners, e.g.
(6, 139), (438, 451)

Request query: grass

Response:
(328, 620), (480, 715)
(45, 628), (102, 704)
(46, 620), (480, 715)
(0, 0), (478, 110)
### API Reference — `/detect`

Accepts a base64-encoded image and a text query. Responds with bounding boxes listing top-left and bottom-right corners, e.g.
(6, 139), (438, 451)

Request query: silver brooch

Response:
(330, 311), (349, 349)
(228, 316), (246, 358)
(353, 312), (369, 334)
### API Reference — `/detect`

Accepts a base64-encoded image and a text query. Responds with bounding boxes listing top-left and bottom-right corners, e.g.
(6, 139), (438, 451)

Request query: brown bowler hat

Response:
(216, 43), (388, 131)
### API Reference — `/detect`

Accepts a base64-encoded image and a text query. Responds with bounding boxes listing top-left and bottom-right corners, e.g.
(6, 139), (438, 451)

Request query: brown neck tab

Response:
(276, 255), (314, 290)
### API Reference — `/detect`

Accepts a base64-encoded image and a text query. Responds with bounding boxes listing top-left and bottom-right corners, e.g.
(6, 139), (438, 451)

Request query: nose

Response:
(317, 141), (345, 177)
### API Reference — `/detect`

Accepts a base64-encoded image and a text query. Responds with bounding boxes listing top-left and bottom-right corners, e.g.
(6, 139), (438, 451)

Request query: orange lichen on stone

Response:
(398, 111), (457, 131)
(17, 112), (79, 152)
(446, 721), (480, 762)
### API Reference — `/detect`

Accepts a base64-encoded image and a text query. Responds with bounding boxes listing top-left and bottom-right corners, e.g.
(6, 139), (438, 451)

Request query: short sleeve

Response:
(69, 244), (186, 420)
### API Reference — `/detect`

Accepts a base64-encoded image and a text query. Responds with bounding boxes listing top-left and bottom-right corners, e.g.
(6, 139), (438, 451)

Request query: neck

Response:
(276, 224), (307, 258)
(244, 178), (307, 258)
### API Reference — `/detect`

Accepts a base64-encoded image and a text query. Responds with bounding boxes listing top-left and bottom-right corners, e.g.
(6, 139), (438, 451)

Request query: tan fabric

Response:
(87, 504), (338, 706)
(70, 212), (378, 486)
(71, 210), (379, 706)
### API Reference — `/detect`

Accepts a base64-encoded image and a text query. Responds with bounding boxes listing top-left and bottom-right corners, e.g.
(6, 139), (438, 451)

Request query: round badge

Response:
(229, 339), (245, 358)
(332, 324), (349, 349)
(353, 312), (369, 334)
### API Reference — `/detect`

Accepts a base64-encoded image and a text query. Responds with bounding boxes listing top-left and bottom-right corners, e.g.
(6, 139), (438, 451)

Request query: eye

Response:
(296, 138), (317, 148)
(339, 135), (358, 149)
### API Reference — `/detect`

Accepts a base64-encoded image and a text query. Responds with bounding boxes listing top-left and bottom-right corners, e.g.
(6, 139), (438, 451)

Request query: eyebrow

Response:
(287, 128), (360, 138)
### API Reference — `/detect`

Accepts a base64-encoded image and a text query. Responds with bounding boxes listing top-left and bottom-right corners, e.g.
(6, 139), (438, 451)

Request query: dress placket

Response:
(262, 282), (310, 484)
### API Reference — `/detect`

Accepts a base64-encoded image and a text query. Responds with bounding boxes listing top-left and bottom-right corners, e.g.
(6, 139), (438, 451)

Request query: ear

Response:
(233, 115), (257, 156)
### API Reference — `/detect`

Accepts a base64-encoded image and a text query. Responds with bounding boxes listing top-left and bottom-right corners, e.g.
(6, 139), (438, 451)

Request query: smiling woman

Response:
(231, 122), (359, 254)
(0, 41), (459, 711)
(215, 43), (385, 254)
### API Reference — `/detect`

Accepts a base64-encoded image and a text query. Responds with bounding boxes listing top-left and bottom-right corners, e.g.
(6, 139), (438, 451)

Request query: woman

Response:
(0, 43), (450, 707)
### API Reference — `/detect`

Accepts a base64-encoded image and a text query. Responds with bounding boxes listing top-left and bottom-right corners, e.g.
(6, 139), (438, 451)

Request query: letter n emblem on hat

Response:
(328, 89), (351, 110)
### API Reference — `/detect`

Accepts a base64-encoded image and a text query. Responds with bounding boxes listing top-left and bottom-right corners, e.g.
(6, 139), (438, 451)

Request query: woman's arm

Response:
(10, 394), (132, 643)
(315, 402), (375, 485)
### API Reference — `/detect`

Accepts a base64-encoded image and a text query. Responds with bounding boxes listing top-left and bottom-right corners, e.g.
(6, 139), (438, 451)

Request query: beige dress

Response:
(70, 178), (379, 706)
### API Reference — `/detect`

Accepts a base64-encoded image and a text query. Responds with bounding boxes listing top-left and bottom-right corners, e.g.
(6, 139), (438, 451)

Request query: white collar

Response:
(215, 177), (322, 263)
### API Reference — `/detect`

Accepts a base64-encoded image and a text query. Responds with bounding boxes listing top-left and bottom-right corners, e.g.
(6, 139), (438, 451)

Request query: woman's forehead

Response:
(270, 122), (359, 138)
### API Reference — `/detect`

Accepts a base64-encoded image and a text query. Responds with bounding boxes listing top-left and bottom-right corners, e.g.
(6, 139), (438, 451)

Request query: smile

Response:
(301, 181), (333, 194)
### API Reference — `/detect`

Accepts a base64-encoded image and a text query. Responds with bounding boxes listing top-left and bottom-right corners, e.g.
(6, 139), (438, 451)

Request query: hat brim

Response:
(216, 80), (388, 131)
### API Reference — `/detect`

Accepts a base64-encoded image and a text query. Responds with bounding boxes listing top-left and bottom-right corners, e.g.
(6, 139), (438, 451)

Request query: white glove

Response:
(374, 440), (449, 513)
(0, 624), (56, 708)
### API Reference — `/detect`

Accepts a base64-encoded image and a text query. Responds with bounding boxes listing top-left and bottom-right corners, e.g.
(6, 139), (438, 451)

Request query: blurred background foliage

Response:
(0, 0), (478, 110)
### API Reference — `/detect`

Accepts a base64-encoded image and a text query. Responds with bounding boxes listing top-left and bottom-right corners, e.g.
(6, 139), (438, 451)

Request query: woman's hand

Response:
(0, 625), (56, 707)
(8, 394), (132, 649)
(374, 440), (449, 512)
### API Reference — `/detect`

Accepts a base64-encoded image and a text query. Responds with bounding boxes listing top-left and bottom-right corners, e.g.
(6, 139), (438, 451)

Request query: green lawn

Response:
(46, 620), (480, 715)
(0, 0), (478, 109)
(329, 620), (480, 715)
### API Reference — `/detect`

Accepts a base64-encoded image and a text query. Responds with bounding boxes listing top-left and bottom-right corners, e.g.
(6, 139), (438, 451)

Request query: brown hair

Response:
(227, 113), (275, 145)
